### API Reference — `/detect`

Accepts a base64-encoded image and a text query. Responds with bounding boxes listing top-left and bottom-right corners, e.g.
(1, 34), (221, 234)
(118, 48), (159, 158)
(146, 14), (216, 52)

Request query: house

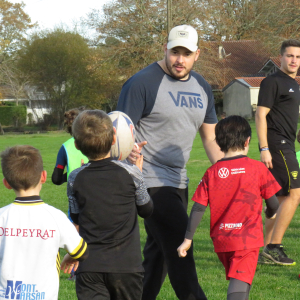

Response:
(0, 85), (50, 124)
(259, 57), (281, 76)
(259, 56), (300, 76)
(196, 40), (270, 91)
(222, 53), (300, 117)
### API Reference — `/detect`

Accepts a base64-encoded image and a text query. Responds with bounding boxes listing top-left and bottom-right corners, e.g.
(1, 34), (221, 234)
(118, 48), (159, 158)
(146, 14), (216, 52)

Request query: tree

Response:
(83, 0), (300, 105)
(17, 29), (98, 128)
(85, 0), (205, 74)
(87, 0), (300, 53)
(254, 0), (300, 53)
(83, 0), (205, 104)
(0, 0), (35, 55)
(0, 56), (31, 106)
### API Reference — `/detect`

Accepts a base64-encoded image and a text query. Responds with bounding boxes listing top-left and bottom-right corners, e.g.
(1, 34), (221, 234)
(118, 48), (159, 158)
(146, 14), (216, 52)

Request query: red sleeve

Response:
(191, 171), (209, 206)
(260, 164), (281, 199)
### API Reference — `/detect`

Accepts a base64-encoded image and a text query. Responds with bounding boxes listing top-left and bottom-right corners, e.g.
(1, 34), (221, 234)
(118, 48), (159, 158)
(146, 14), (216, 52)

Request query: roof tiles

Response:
(197, 40), (271, 90)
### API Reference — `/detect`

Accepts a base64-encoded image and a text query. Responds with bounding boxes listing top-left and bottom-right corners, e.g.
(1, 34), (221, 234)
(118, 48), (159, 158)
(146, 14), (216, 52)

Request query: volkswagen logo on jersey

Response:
(218, 168), (229, 178)
(2, 280), (45, 300)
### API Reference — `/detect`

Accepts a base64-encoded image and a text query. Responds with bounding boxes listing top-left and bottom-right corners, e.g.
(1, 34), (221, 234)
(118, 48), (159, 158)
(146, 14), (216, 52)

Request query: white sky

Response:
(10, 0), (111, 29)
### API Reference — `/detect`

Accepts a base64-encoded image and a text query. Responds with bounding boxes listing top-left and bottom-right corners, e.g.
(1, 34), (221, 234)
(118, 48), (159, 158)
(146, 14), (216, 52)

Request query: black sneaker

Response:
(262, 244), (296, 266)
(257, 253), (275, 264)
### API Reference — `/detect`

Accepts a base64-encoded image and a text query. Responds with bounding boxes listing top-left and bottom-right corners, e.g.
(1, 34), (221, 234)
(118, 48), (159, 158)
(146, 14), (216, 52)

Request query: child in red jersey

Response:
(177, 115), (281, 300)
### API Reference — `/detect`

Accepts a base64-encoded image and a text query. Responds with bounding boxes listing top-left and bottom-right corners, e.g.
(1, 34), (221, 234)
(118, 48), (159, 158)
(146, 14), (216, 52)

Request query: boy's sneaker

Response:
(257, 253), (275, 264)
(68, 274), (76, 281)
(68, 267), (76, 281)
(262, 244), (296, 266)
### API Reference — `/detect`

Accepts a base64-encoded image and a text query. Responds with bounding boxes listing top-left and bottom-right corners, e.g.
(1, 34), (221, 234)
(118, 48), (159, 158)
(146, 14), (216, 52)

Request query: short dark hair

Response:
(1, 145), (43, 191)
(64, 106), (86, 135)
(215, 115), (251, 153)
(280, 39), (300, 55)
(72, 110), (114, 160)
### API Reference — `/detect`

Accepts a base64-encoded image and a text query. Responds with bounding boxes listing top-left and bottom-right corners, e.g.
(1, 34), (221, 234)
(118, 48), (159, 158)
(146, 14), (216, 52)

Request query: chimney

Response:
(218, 45), (225, 59)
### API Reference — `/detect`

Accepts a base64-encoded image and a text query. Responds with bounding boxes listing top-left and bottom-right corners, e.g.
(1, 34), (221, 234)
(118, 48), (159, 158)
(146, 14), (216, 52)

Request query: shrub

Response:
(0, 105), (27, 126)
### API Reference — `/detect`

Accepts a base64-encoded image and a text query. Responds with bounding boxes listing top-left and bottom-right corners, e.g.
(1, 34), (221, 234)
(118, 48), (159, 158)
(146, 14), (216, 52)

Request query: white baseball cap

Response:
(167, 25), (198, 52)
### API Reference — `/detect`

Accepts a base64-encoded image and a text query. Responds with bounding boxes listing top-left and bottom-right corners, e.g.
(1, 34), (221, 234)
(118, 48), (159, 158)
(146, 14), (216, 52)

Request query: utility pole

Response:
(167, 0), (172, 33)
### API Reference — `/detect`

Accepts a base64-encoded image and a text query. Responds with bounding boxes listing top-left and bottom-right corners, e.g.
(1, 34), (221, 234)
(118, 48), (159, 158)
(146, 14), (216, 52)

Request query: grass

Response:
(1, 121), (300, 299)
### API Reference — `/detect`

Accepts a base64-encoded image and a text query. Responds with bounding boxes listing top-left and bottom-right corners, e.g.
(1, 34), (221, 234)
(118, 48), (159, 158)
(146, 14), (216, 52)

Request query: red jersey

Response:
(192, 156), (281, 252)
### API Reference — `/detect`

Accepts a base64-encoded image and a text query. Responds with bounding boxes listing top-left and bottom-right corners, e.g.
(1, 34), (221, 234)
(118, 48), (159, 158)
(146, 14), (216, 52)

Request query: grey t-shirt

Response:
(117, 62), (218, 189)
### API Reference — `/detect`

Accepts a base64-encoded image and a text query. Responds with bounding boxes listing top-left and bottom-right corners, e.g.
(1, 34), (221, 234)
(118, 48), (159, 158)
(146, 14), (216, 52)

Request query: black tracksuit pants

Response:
(142, 186), (207, 300)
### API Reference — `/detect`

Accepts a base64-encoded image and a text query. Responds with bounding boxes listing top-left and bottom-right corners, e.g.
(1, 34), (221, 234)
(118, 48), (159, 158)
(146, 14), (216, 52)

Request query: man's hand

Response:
(177, 239), (192, 257)
(199, 123), (223, 164)
(61, 253), (79, 274)
(136, 154), (144, 172)
(261, 150), (273, 169)
(128, 141), (147, 165)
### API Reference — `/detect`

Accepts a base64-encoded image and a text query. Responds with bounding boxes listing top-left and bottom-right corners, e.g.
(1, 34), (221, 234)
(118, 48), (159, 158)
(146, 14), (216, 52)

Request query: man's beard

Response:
(165, 56), (189, 80)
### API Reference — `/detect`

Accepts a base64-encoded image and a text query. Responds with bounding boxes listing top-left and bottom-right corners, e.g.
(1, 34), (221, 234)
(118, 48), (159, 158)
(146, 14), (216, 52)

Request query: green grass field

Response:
(1, 121), (300, 299)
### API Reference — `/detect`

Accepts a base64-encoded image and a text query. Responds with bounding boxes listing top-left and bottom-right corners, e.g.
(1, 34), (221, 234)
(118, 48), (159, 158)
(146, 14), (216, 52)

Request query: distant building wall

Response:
(223, 82), (252, 118)
(2, 98), (51, 124)
(250, 87), (259, 105)
(27, 107), (51, 123)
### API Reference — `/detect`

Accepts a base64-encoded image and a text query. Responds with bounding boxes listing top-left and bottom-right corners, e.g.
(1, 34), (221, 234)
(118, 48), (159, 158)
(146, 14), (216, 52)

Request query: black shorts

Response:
(270, 148), (300, 196)
(76, 272), (144, 300)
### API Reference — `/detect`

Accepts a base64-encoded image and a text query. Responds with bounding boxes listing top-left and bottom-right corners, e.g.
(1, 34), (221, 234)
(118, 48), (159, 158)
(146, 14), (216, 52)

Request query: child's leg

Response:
(217, 248), (259, 300)
(227, 278), (250, 300)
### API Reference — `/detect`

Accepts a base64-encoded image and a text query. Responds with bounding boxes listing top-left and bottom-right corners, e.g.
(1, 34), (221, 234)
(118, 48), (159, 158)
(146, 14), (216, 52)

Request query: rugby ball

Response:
(108, 111), (136, 160)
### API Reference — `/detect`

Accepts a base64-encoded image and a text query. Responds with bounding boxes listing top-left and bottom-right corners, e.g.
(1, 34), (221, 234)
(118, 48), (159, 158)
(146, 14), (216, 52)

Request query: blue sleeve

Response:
(204, 91), (218, 124)
(193, 71), (218, 124)
(117, 77), (147, 125)
(55, 145), (68, 168)
(117, 63), (163, 125)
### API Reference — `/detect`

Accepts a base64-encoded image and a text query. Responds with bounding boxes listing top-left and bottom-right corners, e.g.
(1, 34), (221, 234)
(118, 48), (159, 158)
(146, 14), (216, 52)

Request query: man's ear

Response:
(40, 170), (47, 184)
(112, 129), (117, 146)
(3, 178), (12, 190)
(244, 136), (251, 148)
(194, 49), (200, 62)
(163, 43), (168, 54)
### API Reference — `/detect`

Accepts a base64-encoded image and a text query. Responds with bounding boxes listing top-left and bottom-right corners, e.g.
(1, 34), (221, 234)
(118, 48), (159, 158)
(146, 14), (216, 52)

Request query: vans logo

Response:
(289, 88), (294, 92)
(168, 92), (203, 108)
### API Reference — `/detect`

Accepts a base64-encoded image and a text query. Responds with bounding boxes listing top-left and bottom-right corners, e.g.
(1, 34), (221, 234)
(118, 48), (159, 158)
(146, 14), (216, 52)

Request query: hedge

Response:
(0, 105), (27, 126)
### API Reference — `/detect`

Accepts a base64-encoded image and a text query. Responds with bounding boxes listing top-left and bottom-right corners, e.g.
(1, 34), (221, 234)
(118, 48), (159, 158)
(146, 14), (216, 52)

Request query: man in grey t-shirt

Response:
(117, 25), (223, 300)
